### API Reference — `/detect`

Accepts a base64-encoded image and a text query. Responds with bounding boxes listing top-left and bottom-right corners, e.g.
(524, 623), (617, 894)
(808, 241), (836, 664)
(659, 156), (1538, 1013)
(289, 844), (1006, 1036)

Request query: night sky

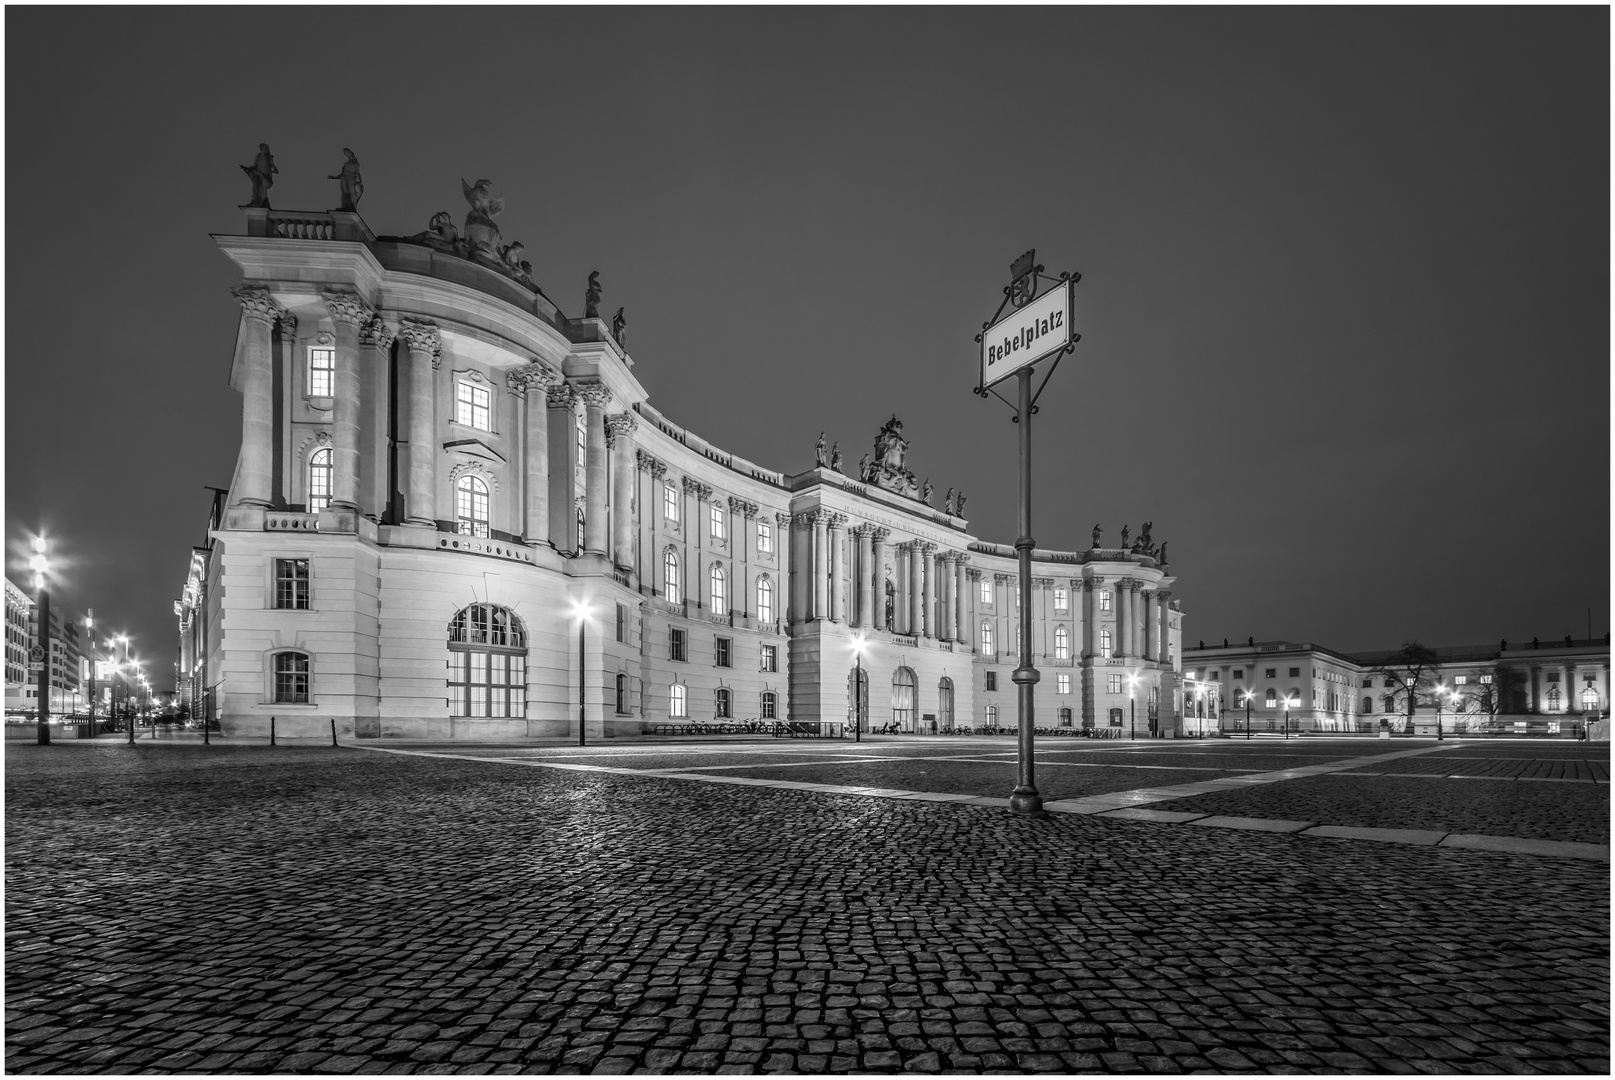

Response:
(6, 8), (1608, 685)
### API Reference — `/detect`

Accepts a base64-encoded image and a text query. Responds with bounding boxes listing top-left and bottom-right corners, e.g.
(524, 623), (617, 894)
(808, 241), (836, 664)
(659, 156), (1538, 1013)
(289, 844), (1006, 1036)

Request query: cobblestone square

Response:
(6, 737), (1608, 1074)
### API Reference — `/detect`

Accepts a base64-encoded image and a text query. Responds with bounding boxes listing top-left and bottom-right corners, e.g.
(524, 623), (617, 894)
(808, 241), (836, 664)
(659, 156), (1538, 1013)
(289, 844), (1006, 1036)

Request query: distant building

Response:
(1183, 637), (1610, 736)
(177, 175), (1190, 739)
(6, 577), (86, 714)
(6, 578), (32, 712)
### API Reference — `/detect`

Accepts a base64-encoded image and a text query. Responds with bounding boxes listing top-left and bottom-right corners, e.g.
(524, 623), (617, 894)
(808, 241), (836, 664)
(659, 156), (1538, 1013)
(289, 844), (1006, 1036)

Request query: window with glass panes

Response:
(1107, 673), (1122, 694)
(1100, 629), (1113, 658)
(308, 448), (333, 513)
(664, 484), (678, 521)
(980, 622), (993, 656)
(1054, 587), (1068, 611)
(616, 673), (628, 713)
(761, 691), (777, 719)
(663, 550), (680, 603)
(456, 475), (490, 537)
(980, 579), (992, 604)
(669, 628), (686, 661)
(710, 504), (725, 541)
(670, 683), (687, 717)
(456, 380), (492, 430)
(274, 651), (309, 703)
(757, 520), (773, 553)
(1057, 673), (1071, 694)
(709, 564), (726, 612)
(308, 347), (335, 397)
(715, 637), (731, 668)
(1054, 626), (1069, 659)
(274, 559), (310, 610)
(715, 688), (732, 718)
(447, 604), (527, 718)
(760, 644), (777, 672)
(756, 576), (773, 623)
(1100, 590), (1111, 611)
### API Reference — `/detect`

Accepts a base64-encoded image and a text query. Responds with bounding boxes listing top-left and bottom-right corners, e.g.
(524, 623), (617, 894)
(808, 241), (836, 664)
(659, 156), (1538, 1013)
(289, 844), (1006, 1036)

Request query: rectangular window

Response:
(1053, 587), (1068, 612)
(669, 628), (686, 662)
(456, 380), (492, 430)
(760, 691), (777, 719)
(980, 580), (992, 605)
(1100, 590), (1112, 612)
(1265, 668), (1276, 679)
(1454, 675), (1468, 686)
(1108, 673), (1122, 694)
(1480, 675), (1493, 685)
(1363, 677), (1374, 687)
(1234, 669), (1243, 680)
(710, 505), (726, 541)
(1547, 671), (1562, 683)
(1057, 673), (1071, 694)
(273, 652), (309, 703)
(716, 688), (732, 719)
(273, 559), (310, 610)
(985, 671), (997, 692)
(664, 484), (679, 522)
(670, 683), (687, 718)
(757, 520), (773, 554)
(615, 603), (627, 644)
(307, 347), (334, 397)
(715, 637), (731, 668)
(1289, 667), (1300, 678)
(760, 644), (777, 672)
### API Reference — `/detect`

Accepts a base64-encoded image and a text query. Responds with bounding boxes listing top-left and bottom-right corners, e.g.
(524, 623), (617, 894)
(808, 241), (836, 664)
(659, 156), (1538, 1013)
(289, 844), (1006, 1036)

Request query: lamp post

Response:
(1128, 671), (1139, 741)
(572, 600), (591, 747)
(851, 633), (867, 743)
(1284, 693), (1294, 740)
(1435, 683), (1446, 741)
(1242, 690), (1253, 739)
(85, 611), (96, 737)
(30, 537), (50, 746)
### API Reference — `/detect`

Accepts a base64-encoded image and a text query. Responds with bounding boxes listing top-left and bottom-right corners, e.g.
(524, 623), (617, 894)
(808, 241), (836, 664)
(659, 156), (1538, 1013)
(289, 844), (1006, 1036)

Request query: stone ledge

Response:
(1303, 825), (1448, 846)
(1438, 834), (1610, 862)
(1188, 815), (1315, 833)
(1095, 808), (1209, 824)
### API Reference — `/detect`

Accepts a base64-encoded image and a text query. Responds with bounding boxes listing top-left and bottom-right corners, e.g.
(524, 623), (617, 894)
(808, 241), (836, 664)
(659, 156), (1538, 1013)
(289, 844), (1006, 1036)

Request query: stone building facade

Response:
(182, 176), (1185, 739)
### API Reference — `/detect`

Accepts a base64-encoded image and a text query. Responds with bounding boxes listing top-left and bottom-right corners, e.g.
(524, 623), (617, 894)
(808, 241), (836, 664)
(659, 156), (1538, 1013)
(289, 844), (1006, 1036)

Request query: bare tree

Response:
(1371, 641), (1439, 733)
(1477, 665), (1527, 728)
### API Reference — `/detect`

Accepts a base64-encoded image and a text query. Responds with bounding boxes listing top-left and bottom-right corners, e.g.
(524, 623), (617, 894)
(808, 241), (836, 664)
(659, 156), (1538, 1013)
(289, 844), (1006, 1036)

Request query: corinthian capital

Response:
(546, 382), (576, 409)
(775, 512), (792, 529)
(277, 311), (298, 339)
(359, 315), (394, 351)
(574, 381), (613, 410)
(322, 290), (373, 327)
(397, 318), (442, 357)
(826, 512), (849, 531)
(869, 527), (891, 544)
(232, 285), (279, 324)
(681, 476), (712, 501)
(728, 496), (758, 518)
(604, 413), (638, 448)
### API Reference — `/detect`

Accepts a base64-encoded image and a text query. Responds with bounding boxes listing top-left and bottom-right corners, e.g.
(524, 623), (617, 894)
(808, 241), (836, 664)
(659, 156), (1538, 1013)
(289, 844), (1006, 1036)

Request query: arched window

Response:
(576, 507), (585, 551)
(1361, 696), (1372, 714)
(308, 448), (333, 513)
(1265, 688), (1277, 708)
(615, 673), (627, 714)
(663, 550), (681, 604)
(716, 687), (732, 719)
(447, 604), (527, 718)
(938, 677), (954, 731)
(756, 576), (773, 624)
(670, 683), (687, 718)
(985, 704), (999, 726)
(1100, 629), (1113, 659)
(892, 667), (916, 732)
(456, 475), (490, 537)
(760, 691), (777, 720)
(1383, 694), (1395, 713)
(273, 651), (309, 703)
(709, 564), (726, 613)
(980, 622), (994, 656)
(1058, 707), (1073, 727)
(1054, 626), (1069, 660)
(1547, 687), (1561, 712)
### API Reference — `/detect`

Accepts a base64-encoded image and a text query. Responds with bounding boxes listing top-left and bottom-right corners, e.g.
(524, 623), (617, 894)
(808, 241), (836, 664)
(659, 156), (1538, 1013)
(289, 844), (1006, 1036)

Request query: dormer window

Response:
(308, 347), (335, 397)
(456, 380), (491, 430)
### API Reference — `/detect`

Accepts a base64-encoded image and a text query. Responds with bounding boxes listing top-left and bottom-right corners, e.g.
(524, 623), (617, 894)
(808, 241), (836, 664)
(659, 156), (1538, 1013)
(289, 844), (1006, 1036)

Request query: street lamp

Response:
(851, 633), (867, 743)
(29, 537), (51, 746)
(1128, 671), (1139, 741)
(1434, 683), (1447, 741)
(1240, 689), (1254, 739)
(571, 599), (592, 747)
(1283, 693), (1296, 740)
(85, 612), (96, 737)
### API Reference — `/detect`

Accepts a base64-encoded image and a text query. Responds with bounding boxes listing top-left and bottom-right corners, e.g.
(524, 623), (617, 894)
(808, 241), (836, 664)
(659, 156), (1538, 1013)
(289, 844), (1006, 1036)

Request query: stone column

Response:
(853, 526), (873, 627)
(870, 529), (890, 630)
(827, 513), (847, 623)
(777, 512), (794, 625)
(230, 286), (278, 507)
(954, 557), (969, 643)
(921, 545), (937, 638)
(545, 384), (577, 546)
(1156, 591), (1173, 664)
(509, 365), (557, 542)
(811, 510), (829, 621)
(606, 413), (638, 568)
(1530, 666), (1541, 714)
(575, 382), (612, 555)
(398, 320), (441, 527)
(1114, 580), (1130, 661)
(358, 316), (394, 520)
(1564, 663), (1577, 715)
(323, 291), (372, 510)
(1141, 588), (1155, 662)
(1081, 578), (1097, 658)
(907, 544), (923, 636)
(937, 554), (952, 640)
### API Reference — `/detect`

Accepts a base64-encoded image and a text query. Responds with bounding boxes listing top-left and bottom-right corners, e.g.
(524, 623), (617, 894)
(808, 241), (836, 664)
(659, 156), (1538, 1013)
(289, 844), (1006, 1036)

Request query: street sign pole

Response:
(1008, 364), (1042, 817)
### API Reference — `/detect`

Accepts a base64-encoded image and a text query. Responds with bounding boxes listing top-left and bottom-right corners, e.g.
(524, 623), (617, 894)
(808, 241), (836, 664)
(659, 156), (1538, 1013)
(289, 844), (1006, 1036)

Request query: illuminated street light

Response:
(1127, 671), (1140, 741)
(1240, 688), (1255, 740)
(28, 535), (51, 745)
(570, 599), (592, 747)
(850, 633), (868, 743)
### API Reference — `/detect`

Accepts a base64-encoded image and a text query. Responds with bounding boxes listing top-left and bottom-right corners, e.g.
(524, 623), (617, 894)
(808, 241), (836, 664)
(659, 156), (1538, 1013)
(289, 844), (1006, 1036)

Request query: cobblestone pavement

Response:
(6, 740), (1609, 1075)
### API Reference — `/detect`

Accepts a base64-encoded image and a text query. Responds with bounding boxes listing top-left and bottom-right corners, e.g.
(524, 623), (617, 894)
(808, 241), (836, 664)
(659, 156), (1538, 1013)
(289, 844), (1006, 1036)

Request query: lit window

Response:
(761, 691), (777, 719)
(1100, 630), (1113, 659)
(1454, 675), (1468, 686)
(756, 576), (773, 624)
(1100, 590), (1111, 612)
(455, 475), (490, 537)
(1107, 674), (1122, 694)
(1265, 689), (1277, 708)
(1547, 687), (1561, 711)
(664, 484), (679, 522)
(757, 520), (773, 554)
(716, 688), (732, 718)
(980, 622), (994, 656)
(986, 704), (998, 725)
(308, 347), (334, 397)
(273, 559), (310, 610)
(670, 683), (687, 717)
(980, 579), (992, 605)
(1054, 626), (1069, 660)
(891, 667), (915, 730)
(447, 604), (528, 718)
(1480, 675), (1493, 685)
(761, 644), (777, 672)
(709, 564), (726, 612)
(273, 651), (309, 703)
(1053, 587), (1068, 611)
(710, 505), (726, 541)
(669, 628), (686, 662)
(308, 447), (333, 513)
(663, 550), (681, 604)
(1057, 673), (1071, 694)
(456, 380), (492, 430)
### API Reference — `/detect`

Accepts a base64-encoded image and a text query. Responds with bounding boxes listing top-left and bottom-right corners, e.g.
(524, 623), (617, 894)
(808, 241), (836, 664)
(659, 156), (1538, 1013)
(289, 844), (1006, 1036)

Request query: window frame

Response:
(273, 650), (310, 704)
(709, 563), (726, 613)
(308, 447), (333, 513)
(756, 575), (774, 624)
(669, 627), (686, 663)
(455, 474), (491, 538)
(663, 483), (679, 522)
(715, 687), (732, 719)
(663, 550), (681, 604)
(446, 604), (528, 719)
(1053, 586), (1068, 612)
(760, 691), (777, 719)
(273, 558), (311, 611)
(710, 504), (726, 542)
(715, 636), (732, 668)
(760, 643), (777, 672)
(455, 379), (493, 431)
(670, 683), (687, 718)
(756, 520), (773, 554)
(1054, 626), (1069, 660)
(307, 346), (335, 398)
(1057, 672), (1071, 695)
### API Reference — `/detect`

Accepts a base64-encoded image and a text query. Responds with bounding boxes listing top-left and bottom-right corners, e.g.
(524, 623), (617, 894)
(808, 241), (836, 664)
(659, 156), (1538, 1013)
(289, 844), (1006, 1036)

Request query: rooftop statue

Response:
(943, 488), (956, 515)
(461, 179), (505, 261)
(1119, 525), (1130, 550)
(955, 490), (966, 517)
(1139, 521), (1153, 551)
(814, 432), (828, 468)
(1157, 541), (1167, 565)
(866, 415), (919, 498)
(857, 453), (871, 482)
(328, 148), (363, 211)
(1092, 523), (1102, 548)
(409, 210), (460, 252)
(830, 443), (844, 473)
(240, 142), (278, 208)
(612, 307), (627, 349)
(922, 479), (934, 505)
(585, 271), (602, 319)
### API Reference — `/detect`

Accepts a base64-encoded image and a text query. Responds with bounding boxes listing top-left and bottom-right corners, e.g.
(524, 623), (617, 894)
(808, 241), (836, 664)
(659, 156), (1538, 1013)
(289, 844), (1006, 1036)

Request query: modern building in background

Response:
(177, 167), (1187, 740)
(1183, 637), (1610, 736)
(5, 576), (88, 715)
(5, 578), (33, 713)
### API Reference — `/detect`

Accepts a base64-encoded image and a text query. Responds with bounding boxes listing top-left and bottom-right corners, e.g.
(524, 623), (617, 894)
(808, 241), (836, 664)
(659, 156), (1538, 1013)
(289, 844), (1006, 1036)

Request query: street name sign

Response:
(979, 278), (1073, 390)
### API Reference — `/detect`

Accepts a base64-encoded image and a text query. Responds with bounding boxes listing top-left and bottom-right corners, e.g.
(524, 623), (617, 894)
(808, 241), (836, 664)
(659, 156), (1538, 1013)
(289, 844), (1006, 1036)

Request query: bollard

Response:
(270, 716), (276, 746)
(331, 718), (338, 747)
